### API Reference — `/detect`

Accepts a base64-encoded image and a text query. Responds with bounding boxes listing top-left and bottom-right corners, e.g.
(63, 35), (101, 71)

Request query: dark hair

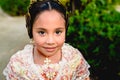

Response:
(26, 0), (68, 39)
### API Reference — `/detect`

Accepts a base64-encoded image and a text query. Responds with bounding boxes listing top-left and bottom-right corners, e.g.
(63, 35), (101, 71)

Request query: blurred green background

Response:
(0, 0), (120, 80)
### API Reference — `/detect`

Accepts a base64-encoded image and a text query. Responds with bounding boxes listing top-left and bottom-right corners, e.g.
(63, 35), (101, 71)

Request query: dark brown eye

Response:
(38, 31), (46, 36)
(56, 30), (62, 35)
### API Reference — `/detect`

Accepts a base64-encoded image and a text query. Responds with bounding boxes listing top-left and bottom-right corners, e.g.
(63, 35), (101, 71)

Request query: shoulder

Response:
(9, 44), (33, 65)
(62, 43), (83, 59)
(62, 43), (85, 66)
(3, 44), (34, 77)
(62, 43), (90, 67)
(62, 43), (90, 79)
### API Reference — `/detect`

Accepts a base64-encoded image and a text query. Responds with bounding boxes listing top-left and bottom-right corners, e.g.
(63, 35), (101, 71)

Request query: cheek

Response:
(33, 33), (45, 45)
(34, 37), (46, 45)
(56, 34), (65, 43)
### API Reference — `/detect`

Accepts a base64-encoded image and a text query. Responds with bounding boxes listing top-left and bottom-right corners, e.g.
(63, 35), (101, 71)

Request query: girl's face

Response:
(32, 10), (66, 57)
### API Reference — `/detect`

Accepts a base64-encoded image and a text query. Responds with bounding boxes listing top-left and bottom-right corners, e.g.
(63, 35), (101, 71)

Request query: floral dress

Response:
(3, 43), (90, 80)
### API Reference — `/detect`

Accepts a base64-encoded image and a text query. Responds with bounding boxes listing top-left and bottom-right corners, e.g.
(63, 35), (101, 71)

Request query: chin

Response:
(43, 53), (55, 57)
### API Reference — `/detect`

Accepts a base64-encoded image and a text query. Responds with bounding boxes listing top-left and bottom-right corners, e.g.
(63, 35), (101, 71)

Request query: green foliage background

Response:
(66, 0), (120, 80)
(0, 0), (120, 80)
(0, 0), (30, 16)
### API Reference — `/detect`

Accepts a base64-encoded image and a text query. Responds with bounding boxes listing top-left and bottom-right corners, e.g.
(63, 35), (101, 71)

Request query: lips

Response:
(43, 47), (56, 52)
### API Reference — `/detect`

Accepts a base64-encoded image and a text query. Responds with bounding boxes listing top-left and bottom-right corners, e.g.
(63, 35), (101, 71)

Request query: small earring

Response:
(64, 40), (65, 43)
(30, 39), (34, 44)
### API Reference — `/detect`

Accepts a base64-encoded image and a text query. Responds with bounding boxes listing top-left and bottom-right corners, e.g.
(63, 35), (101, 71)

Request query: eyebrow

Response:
(35, 27), (65, 30)
(35, 28), (46, 31)
(55, 27), (65, 30)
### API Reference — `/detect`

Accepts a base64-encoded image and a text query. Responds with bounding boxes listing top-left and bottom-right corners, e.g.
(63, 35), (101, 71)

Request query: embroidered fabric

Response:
(3, 43), (90, 80)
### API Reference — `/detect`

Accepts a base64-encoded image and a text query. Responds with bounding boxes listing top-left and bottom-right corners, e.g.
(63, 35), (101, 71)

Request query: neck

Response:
(33, 46), (62, 65)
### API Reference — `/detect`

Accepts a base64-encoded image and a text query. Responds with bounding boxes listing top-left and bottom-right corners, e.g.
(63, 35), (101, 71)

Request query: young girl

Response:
(3, 0), (90, 80)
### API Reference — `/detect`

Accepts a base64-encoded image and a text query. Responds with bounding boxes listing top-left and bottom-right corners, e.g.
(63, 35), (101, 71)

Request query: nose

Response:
(46, 34), (55, 44)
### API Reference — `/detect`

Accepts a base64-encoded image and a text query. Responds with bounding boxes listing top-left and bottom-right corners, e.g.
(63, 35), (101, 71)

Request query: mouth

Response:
(43, 47), (57, 52)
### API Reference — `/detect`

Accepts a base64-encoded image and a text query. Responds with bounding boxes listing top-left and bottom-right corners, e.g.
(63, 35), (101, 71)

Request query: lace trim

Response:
(3, 43), (90, 80)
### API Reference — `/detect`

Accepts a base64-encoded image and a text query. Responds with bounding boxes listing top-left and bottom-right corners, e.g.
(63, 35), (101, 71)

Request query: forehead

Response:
(36, 10), (65, 24)
(38, 10), (64, 20)
(33, 10), (65, 27)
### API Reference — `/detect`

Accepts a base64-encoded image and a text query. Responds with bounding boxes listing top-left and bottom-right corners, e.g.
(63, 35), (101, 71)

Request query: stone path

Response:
(0, 8), (29, 79)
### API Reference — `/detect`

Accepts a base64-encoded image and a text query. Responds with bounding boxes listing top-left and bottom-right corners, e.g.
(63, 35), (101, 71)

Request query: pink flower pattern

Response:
(3, 43), (90, 80)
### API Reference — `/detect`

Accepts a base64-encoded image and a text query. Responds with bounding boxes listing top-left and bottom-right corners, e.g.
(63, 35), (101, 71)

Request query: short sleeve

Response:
(73, 50), (90, 80)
